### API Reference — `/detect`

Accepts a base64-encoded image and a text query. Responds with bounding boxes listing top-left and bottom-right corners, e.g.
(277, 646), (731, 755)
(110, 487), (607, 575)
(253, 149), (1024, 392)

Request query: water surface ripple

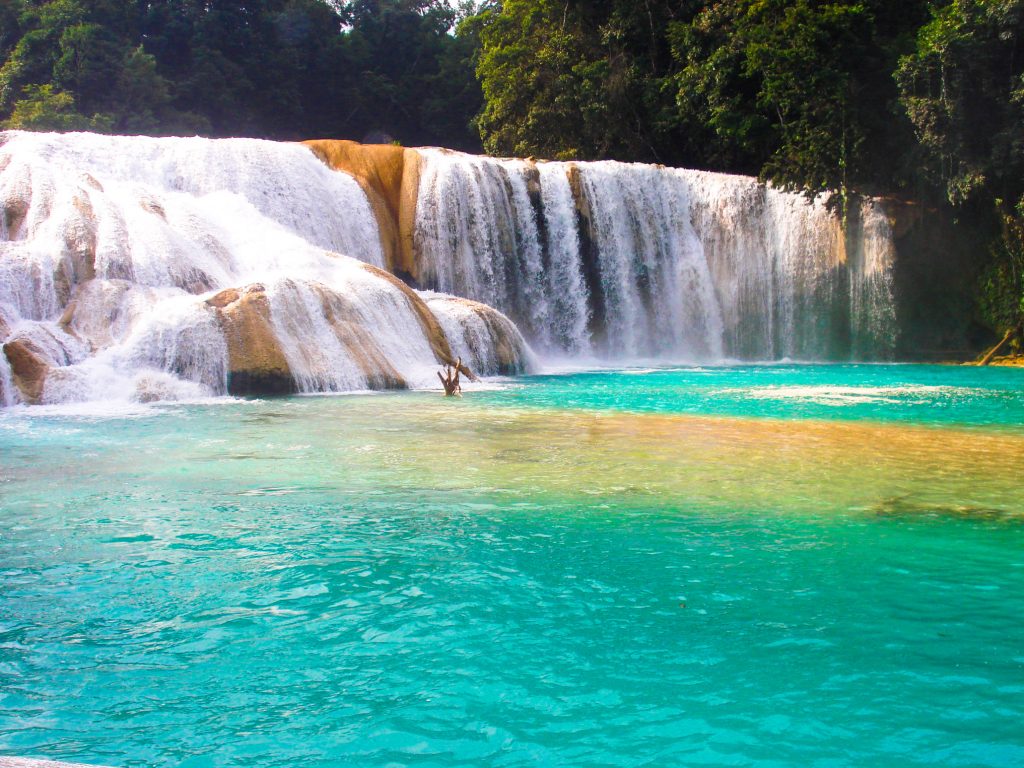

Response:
(1, 365), (1022, 767)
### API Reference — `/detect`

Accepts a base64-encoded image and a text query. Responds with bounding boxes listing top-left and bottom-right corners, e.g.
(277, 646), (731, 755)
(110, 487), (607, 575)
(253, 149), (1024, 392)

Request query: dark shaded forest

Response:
(0, 0), (485, 149)
(1, 0), (1022, 348)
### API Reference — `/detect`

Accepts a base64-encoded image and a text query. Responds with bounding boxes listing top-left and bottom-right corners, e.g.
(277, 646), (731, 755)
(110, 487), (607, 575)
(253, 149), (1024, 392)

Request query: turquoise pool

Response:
(475, 364), (1024, 429)
(1, 365), (1022, 767)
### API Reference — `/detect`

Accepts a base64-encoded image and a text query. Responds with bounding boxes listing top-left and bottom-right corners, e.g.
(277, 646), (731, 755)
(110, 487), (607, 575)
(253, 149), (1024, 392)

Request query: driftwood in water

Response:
(438, 357), (464, 396)
(448, 358), (479, 382)
(978, 327), (1017, 366)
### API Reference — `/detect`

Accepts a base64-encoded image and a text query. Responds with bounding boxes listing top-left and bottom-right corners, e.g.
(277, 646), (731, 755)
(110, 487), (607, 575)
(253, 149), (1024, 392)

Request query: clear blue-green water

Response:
(1, 365), (1023, 767)
(475, 364), (1024, 429)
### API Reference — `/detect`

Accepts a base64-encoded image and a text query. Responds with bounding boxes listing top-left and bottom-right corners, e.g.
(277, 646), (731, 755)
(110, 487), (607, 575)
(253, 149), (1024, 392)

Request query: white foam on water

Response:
(740, 385), (979, 406)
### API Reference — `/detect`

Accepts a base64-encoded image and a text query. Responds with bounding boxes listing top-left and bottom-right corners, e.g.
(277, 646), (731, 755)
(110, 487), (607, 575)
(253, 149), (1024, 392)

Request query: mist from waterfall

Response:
(415, 150), (896, 363)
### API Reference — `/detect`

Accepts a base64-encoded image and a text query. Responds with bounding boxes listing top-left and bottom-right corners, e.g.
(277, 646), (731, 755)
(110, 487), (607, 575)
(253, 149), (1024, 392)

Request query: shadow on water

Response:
(241, 410), (300, 424)
(871, 495), (1017, 523)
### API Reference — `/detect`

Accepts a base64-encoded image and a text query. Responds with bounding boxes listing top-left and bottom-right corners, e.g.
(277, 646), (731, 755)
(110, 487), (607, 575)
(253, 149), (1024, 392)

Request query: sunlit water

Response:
(1, 365), (1022, 767)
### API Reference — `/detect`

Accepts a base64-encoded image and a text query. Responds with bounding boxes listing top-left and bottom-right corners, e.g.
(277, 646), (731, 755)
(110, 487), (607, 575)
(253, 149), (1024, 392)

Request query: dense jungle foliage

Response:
(1, 0), (1022, 348)
(0, 0), (485, 149)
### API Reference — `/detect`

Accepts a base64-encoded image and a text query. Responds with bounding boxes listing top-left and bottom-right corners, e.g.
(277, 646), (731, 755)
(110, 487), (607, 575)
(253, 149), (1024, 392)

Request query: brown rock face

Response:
(303, 140), (422, 283)
(474, 304), (528, 376)
(2, 198), (27, 238)
(3, 339), (50, 404)
(876, 196), (924, 240)
(207, 275), (460, 394)
(207, 285), (296, 396)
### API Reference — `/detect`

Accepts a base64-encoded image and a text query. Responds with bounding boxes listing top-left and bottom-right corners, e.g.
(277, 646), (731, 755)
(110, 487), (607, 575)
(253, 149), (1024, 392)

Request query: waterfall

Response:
(0, 132), (530, 407)
(420, 290), (535, 376)
(266, 269), (446, 393)
(848, 199), (897, 359)
(414, 153), (898, 362)
(0, 353), (14, 406)
(1, 130), (901, 408)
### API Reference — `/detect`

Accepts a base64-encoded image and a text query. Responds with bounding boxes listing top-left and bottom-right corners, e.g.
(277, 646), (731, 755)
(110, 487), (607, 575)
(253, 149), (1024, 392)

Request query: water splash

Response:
(0, 349), (15, 407)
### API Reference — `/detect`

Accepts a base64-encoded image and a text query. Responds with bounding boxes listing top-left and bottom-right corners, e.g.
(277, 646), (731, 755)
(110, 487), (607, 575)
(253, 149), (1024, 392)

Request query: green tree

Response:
(670, 0), (929, 199)
(471, 0), (616, 159)
(113, 44), (171, 133)
(1, 0), (85, 113)
(53, 20), (125, 115)
(339, 0), (481, 148)
(897, 0), (1024, 343)
(470, 0), (704, 162)
(3, 82), (110, 130)
(0, 1), (27, 64)
(897, 0), (1024, 207)
(0, 0), (483, 144)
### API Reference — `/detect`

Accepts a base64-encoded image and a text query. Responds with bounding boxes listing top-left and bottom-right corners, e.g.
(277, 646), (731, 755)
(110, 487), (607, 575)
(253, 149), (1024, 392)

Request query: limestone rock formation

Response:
(2, 338), (49, 404)
(422, 292), (534, 376)
(359, 262), (456, 367)
(201, 273), (490, 397)
(304, 140), (422, 282)
(207, 285), (295, 396)
(1, 323), (87, 404)
(59, 279), (159, 351)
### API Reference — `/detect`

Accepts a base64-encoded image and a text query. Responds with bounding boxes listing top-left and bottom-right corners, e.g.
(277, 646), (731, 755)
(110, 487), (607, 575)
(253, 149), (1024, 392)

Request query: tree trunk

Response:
(438, 357), (464, 396)
(978, 327), (1015, 366)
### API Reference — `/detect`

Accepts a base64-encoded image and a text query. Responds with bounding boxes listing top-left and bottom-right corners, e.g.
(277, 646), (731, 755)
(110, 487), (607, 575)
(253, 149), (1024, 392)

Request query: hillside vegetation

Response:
(1, 0), (1021, 351)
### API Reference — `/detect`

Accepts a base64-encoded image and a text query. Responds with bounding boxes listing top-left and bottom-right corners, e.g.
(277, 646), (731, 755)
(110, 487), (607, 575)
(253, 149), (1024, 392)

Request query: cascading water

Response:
(573, 162), (726, 360)
(0, 355), (13, 406)
(847, 198), (897, 359)
(414, 152), (545, 338)
(420, 290), (535, 376)
(414, 152), (898, 362)
(0, 132), (529, 407)
(1, 130), (900, 408)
